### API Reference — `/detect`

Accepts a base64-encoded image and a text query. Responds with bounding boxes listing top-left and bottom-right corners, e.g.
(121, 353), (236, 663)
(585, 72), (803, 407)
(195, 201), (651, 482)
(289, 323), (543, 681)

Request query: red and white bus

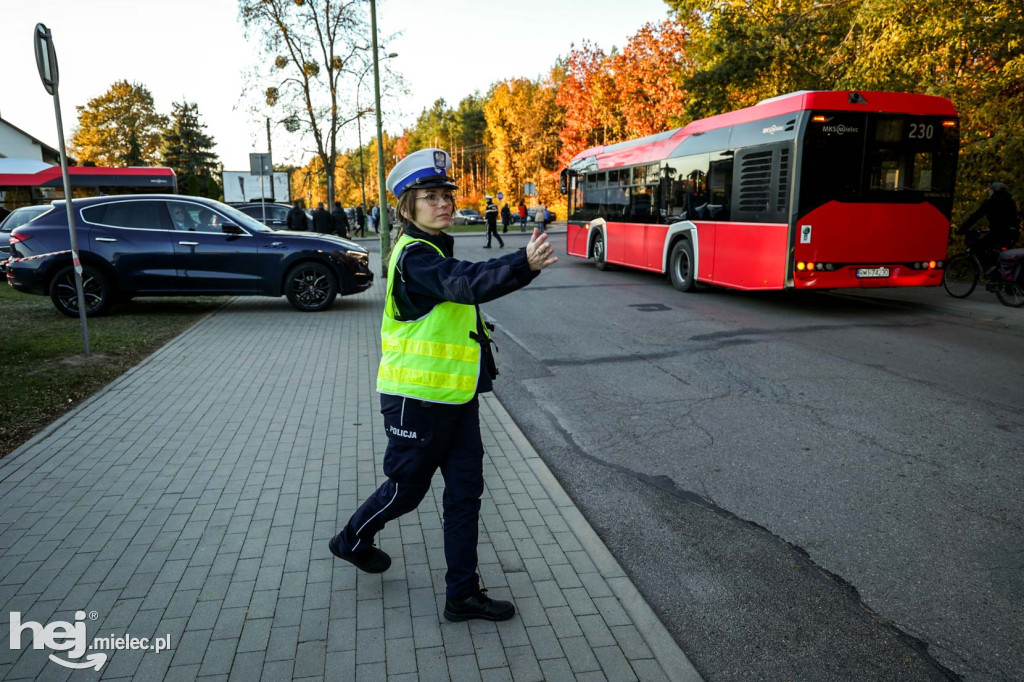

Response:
(560, 90), (959, 291)
(0, 159), (177, 213)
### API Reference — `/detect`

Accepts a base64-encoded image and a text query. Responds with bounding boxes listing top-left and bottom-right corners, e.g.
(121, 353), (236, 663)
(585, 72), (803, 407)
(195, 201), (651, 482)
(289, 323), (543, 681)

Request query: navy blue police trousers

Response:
(336, 394), (485, 600)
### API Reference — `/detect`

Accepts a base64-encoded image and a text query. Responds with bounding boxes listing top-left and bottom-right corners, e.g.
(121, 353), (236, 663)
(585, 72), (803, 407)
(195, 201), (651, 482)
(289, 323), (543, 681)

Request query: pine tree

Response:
(160, 102), (221, 199)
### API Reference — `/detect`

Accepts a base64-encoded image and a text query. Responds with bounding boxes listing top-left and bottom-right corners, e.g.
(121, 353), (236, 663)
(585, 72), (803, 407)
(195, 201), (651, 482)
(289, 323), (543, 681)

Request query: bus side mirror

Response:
(559, 169), (568, 195)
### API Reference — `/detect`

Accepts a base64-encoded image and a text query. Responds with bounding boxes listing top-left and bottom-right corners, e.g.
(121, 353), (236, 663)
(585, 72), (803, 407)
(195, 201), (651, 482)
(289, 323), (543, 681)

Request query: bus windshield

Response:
(799, 112), (958, 216)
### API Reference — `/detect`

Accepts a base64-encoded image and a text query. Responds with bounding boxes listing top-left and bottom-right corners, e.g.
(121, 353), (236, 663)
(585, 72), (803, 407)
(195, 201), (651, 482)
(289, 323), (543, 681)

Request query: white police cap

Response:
(386, 148), (458, 197)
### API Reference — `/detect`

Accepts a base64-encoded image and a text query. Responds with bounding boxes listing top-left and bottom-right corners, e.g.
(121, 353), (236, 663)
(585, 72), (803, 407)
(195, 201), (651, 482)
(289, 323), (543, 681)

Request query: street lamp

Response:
(370, 0), (394, 276)
(355, 52), (396, 227)
(264, 114), (300, 202)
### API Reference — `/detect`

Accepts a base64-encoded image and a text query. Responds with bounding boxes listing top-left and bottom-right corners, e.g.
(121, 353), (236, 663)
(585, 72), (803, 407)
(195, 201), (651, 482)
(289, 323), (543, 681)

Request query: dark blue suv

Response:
(6, 195), (373, 316)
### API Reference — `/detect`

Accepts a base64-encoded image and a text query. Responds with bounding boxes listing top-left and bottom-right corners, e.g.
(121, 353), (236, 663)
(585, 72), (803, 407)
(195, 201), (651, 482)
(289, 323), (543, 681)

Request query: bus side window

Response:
(708, 155), (733, 220)
(664, 155), (709, 221)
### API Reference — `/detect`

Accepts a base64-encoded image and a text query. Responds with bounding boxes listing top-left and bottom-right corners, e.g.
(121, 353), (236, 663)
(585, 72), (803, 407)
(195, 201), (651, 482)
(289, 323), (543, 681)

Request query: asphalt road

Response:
(440, 230), (1022, 681)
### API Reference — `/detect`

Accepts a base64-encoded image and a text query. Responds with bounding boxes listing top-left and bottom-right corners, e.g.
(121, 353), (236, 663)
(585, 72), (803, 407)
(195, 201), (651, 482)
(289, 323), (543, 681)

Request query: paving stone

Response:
(293, 639), (327, 678)
(227, 650), (264, 682)
(593, 644), (639, 681)
(415, 646), (450, 682)
(384, 635), (417, 676)
(504, 644), (543, 682)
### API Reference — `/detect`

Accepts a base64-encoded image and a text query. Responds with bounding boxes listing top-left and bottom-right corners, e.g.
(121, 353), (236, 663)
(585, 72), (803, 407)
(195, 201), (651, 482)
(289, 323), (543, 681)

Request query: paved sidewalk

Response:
(0, 248), (700, 681)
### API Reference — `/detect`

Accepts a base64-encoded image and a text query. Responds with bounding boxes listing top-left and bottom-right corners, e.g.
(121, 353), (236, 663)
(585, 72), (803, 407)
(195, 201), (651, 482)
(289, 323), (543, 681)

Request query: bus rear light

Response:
(928, 261), (937, 269)
(812, 115), (827, 123)
(807, 262), (816, 271)
(942, 120), (956, 127)
(796, 261), (806, 271)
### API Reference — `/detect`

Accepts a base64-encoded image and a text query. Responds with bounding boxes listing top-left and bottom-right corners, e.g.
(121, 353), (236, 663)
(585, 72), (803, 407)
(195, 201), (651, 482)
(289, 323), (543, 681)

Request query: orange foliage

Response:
(556, 20), (695, 167)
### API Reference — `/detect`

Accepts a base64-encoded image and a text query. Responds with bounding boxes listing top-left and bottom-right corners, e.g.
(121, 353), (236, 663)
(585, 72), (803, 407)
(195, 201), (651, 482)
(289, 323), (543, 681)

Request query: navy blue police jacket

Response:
(392, 224), (540, 394)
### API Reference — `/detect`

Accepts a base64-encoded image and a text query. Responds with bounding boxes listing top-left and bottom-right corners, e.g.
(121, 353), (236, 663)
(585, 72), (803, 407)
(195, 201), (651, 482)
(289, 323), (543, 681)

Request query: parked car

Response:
(230, 202), (318, 230)
(6, 195), (373, 316)
(1, 205), (53, 271)
(452, 208), (485, 225)
(232, 201), (291, 229)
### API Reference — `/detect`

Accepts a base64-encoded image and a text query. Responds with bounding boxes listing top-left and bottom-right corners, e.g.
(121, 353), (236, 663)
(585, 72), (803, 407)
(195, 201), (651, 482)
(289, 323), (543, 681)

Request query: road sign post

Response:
(35, 23), (89, 356)
(250, 153), (272, 223)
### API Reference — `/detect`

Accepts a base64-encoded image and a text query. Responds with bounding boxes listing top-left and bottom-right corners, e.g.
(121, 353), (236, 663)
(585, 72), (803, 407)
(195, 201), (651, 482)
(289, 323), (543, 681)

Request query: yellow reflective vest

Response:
(376, 235), (483, 404)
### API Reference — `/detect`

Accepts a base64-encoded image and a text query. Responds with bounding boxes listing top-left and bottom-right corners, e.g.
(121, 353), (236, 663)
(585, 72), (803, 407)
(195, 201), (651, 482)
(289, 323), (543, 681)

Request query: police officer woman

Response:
(329, 148), (557, 622)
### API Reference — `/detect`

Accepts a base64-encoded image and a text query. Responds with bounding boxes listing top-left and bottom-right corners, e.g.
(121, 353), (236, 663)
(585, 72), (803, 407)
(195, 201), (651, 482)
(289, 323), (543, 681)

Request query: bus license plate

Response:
(856, 267), (890, 278)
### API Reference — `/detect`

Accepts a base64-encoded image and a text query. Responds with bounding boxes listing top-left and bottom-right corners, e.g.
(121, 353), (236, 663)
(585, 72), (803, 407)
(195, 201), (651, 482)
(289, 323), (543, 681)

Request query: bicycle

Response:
(989, 249), (1024, 307)
(942, 230), (1001, 299)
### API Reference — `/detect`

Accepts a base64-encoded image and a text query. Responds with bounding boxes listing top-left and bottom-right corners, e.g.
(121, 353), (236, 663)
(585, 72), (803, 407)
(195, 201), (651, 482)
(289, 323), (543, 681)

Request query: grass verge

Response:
(0, 285), (225, 458)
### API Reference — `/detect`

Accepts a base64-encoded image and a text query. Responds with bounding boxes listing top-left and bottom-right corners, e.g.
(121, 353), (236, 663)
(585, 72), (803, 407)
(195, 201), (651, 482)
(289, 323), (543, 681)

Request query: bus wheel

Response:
(669, 239), (696, 292)
(593, 232), (610, 271)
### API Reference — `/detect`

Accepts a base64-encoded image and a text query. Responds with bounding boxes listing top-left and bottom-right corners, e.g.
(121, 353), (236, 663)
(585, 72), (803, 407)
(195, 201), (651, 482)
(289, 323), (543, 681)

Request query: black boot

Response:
(443, 589), (515, 622)
(329, 535), (391, 573)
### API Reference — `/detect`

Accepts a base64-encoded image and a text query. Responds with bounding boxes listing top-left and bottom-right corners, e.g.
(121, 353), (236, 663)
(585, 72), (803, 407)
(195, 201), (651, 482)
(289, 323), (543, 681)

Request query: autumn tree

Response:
(555, 21), (695, 168)
(160, 101), (221, 198)
(404, 96), (490, 201)
(835, 0), (1024, 217)
(239, 0), (374, 206)
(486, 77), (563, 206)
(666, 0), (859, 119)
(610, 20), (696, 139)
(71, 80), (168, 166)
(556, 42), (623, 166)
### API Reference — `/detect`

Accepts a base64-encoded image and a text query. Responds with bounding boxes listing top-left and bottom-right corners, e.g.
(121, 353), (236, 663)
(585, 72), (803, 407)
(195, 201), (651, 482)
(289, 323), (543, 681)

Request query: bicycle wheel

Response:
(942, 253), (980, 298)
(995, 281), (1024, 307)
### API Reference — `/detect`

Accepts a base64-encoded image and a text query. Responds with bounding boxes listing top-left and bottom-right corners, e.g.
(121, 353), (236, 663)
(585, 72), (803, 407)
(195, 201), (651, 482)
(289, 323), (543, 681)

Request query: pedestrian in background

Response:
(536, 202), (548, 233)
(313, 202), (332, 233)
(329, 147), (557, 623)
(484, 195), (503, 248)
(501, 203), (511, 233)
(371, 204), (381, 233)
(355, 205), (365, 237)
(331, 201), (349, 238)
(287, 201), (309, 231)
(518, 200), (528, 232)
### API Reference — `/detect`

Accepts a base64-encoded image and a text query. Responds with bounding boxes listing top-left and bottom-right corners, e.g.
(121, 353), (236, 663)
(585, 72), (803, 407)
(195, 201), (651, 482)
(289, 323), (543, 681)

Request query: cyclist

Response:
(957, 182), (1020, 272)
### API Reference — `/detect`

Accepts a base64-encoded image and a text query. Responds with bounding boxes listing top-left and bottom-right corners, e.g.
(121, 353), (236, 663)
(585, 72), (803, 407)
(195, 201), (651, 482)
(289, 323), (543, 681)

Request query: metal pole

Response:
(52, 87), (90, 356)
(357, 111), (366, 216)
(371, 0), (390, 276)
(260, 172), (266, 223)
(266, 117), (275, 202)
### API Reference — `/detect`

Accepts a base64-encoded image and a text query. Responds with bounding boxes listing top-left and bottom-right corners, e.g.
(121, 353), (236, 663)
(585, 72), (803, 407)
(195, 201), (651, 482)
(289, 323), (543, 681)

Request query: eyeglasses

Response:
(416, 191), (455, 206)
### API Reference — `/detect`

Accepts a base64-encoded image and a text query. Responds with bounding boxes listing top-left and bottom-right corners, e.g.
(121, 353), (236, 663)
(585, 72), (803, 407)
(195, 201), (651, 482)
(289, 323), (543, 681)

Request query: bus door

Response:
(713, 145), (791, 290)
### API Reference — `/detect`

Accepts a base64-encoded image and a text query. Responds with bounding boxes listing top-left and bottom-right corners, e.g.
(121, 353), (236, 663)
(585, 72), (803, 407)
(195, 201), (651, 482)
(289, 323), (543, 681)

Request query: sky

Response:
(0, 0), (672, 171)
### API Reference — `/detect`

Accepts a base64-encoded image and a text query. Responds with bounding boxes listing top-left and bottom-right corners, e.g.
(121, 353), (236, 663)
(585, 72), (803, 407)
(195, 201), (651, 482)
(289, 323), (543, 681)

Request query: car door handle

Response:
(178, 241), (199, 246)
(96, 237), (118, 242)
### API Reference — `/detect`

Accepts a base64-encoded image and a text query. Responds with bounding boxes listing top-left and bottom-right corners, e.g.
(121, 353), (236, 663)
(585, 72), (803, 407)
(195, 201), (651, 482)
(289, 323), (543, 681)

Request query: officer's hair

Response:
(395, 189), (419, 239)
